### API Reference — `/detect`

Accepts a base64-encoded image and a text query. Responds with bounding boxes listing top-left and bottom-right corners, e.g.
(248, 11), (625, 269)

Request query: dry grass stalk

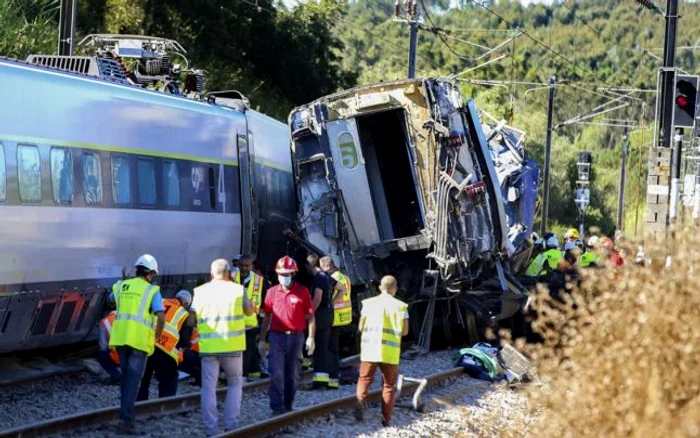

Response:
(513, 238), (700, 437)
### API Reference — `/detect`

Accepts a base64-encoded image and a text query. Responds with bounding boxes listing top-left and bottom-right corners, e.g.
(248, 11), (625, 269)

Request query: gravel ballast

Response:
(0, 351), (532, 437)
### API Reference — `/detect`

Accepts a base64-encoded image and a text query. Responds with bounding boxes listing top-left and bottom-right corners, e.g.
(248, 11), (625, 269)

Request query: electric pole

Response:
(394, 1), (421, 79)
(540, 75), (556, 235)
(657, 0), (680, 151)
(617, 127), (629, 231)
(58, 0), (78, 56)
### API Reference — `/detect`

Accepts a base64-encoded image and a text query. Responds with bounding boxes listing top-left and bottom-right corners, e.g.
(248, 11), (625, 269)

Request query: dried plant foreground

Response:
(518, 239), (700, 437)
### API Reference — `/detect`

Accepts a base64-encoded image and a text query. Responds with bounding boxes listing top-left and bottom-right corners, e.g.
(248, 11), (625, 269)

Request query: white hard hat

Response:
(587, 236), (600, 247)
(546, 236), (559, 248)
(175, 290), (192, 306)
(134, 254), (159, 274)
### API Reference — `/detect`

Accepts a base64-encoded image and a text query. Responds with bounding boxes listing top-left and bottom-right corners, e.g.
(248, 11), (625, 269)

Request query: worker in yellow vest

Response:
(192, 259), (255, 436)
(109, 254), (165, 435)
(354, 275), (408, 427)
(97, 295), (121, 385)
(320, 256), (351, 389)
(136, 290), (193, 401)
(233, 254), (266, 381)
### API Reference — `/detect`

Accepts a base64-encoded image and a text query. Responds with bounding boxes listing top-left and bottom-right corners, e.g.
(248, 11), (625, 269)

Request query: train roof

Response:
(0, 56), (281, 123)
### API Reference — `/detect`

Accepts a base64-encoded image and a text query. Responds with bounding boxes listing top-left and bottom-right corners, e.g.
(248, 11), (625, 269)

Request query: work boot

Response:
(116, 421), (137, 436)
(353, 400), (364, 422)
(382, 420), (390, 427)
(270, 408), (286, 417)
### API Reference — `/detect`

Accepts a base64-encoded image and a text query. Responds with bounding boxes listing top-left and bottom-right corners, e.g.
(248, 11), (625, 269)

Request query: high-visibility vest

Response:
(109, 278), (159, 355)
(578, 251), (600, 268)
(99, 311), (120, 365)
(190, 328), (200, 353)
(360, 294), (407, 365)
(155, 298), (190, 363)
(525, 249), (561, 277)
(193, 280), (246, 354)
(234, 271), (263, 328)
(331, 271), (352, 327)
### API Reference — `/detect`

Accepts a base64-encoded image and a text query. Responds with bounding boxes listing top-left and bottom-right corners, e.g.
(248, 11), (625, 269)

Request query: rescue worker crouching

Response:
(193, 259), (255, 436)
(179, 327), (202, 386)
(233, 254), (266, 382)
(525, 234), (561, 279)
(109, 254), (166, 435)
(97, 294), (121, 385)
(320, 255), (351, 389)
(136, 290), (193, 401)
(354, 275), (409, 427)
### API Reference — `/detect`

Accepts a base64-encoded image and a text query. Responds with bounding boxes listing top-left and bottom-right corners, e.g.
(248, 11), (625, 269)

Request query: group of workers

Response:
(97, 252), (409, 435)
(524, 227), (624, 283)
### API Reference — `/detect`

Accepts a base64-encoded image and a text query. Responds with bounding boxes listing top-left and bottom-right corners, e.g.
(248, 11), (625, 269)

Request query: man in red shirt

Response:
(259, 256), (316, 416)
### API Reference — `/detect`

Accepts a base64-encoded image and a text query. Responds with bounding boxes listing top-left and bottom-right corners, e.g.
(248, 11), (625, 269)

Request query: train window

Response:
(111, 156), (131, 205)
(163, 161), (180, 206)
(0, 143), (5, 202)
(82, 152), (103, 204)
(17, 145), (41, 202)
(50, 148), (73, 203)
(137, 158), (156, 205)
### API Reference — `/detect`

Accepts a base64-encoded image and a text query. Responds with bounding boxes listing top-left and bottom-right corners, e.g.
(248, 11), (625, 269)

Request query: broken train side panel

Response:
(289, 79), (529, 344)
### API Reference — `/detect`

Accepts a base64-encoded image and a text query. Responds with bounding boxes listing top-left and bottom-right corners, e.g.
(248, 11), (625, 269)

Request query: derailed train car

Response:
(288, 79), (538, 346)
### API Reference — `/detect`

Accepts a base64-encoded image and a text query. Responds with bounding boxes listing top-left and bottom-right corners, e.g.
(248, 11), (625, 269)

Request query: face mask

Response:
(278, 275), (292, 288)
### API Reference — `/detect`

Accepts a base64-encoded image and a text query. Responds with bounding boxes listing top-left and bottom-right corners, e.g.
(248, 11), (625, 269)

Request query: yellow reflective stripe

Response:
(162, 323), (180, 338)
(116, 313), (153, 328)
(382, 339), (401, 348)
(383, 328), (402, 337)
(115, 284), (156, 328)
(197, 315), (244, 324)
(199, 330), (246, 339)
(313, 372), (330, 382)
(172, 308), (189, 326)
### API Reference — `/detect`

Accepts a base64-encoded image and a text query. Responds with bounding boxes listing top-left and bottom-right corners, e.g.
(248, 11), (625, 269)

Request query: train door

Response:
(237, 133), (255, 256)
(326, 118), (381, 247)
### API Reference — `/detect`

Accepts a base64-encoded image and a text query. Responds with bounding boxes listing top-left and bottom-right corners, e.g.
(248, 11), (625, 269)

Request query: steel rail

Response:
(0, 355), (360, 438)
(217, 367), (466, 438)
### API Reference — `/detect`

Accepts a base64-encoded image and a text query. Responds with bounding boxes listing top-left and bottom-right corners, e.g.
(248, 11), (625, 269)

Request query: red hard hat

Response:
(601, 237), (614, 249)
(275, 256), (298, 274)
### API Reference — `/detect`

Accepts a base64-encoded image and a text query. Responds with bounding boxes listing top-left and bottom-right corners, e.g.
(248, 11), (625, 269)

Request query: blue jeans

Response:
(268, 331), (304, 411)
(97, 349), (121, 382)
(116, 346), (148, 423)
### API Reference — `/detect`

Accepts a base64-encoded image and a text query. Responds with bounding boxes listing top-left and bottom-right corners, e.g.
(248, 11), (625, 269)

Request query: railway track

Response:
(216, 367), (468, 438)
(0, 345), (97, 388)
(0, 354), (361, 438)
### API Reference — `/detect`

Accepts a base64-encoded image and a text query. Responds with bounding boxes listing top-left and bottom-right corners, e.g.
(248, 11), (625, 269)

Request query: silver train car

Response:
(0, 57), (295, 354)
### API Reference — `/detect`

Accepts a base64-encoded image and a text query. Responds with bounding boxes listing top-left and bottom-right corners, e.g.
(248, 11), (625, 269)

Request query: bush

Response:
(521, 239), (700, 436)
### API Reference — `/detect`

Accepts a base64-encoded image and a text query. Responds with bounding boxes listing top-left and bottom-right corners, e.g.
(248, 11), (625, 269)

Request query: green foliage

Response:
(337, 0), (697, 237)
(76, 0), (357, 120)
(0, 0), (58, 59)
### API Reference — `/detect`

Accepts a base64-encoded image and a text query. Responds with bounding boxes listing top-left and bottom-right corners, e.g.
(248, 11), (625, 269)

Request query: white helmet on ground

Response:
(175, 290), (192, 306)
(134, 254), (159, 274)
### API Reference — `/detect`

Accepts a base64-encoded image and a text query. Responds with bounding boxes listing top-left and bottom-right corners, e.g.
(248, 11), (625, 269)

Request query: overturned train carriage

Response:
(289, 79), (535, 346)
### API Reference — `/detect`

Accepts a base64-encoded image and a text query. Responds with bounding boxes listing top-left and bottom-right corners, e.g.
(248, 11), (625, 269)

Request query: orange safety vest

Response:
(99, 311), (120, 365)
(155, 298), (190, 363)
(190, 328), (200, 353)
